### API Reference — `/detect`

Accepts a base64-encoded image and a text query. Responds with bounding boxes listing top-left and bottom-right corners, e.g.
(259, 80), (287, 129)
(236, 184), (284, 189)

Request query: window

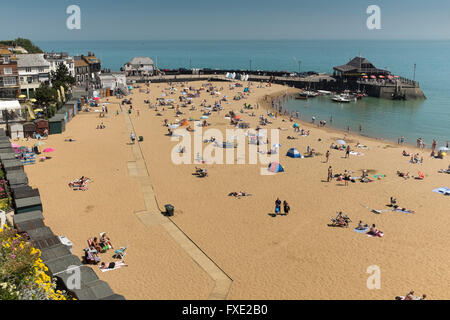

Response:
(38, 67), (44, 73)
(27, 77), (33, 84)
(3, 77), (17, 86)
(4, 56), (10, 63)
(4, 67), (12, 75)
(25, 67), (32, 73)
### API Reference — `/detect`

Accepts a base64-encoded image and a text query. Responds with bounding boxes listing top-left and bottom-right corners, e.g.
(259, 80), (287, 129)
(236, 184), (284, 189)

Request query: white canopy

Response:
(0, 100), (21, 111)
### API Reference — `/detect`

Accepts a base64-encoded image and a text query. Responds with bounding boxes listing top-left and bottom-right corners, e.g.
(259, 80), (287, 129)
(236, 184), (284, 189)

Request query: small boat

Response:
(332, 94), (351, 103)
(317, 90), (332, 95)
(300, 91), (318, 98)
(295, 95), (308, 100)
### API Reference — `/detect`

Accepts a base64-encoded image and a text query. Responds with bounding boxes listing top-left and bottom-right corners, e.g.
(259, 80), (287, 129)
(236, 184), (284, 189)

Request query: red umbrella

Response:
(370, 75), (376, 79)
(393, 75), (400, 78)
(93, 97), (100, 101)
(387, 75), (393, 79)
(379, 75), (385, 78)
(233, 115), (241, 120)
(362, 76), (368, 79)
(43, 148), (54, 153)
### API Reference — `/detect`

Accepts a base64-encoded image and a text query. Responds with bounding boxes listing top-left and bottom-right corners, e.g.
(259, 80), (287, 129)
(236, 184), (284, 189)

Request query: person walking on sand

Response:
(325, 150), (330, 163)
(345, 145), (351, 158)
(359, 124), (363, 132)
(327, 166), (333, 182)
(283, 201), (290, 215)
(130, 132), (136, 144)
(275, 198), (281, 215)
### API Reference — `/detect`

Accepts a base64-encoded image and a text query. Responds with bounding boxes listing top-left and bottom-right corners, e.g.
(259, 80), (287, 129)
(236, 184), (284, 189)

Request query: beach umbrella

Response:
(418, 171), (425, 179)
(11, 143), (20, 148)
(168, 124), (179, 129)
(268, 162), (284, 173)
(200, 115), (208, 119)
(18, 94), (26, 99)
(387, 75), (393, 79)
(370, 75), (376, 79)
(34, 141), (45, 147)
(34, 108), (44, 113)
(362, 76), (368, 79)
(180, 119), (189, 126)
(393, 75), (400, 78)
(438, 146), (450, 152)
(43, 148), (54, 153)
(286, 148), (302, 158)
(30, 98), (37, 103)
(273, 143), (282, 148)
(293, 123), (300, 128)
(233, 115), (241, 120)
(336, 139), (347, 145)
(379, 75), (385, 78)
(93, 97), (100, 101)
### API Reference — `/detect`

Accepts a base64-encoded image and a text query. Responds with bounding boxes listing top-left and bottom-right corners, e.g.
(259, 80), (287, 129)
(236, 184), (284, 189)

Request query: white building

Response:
(96, 72), (127, 91)
(123, 57), (155, 76)
(44, 52), (75, 77)
(16, 54), (51, 98)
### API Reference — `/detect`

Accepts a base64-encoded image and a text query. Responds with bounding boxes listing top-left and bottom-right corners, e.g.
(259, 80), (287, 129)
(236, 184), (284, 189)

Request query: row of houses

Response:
(0, 47), (103, 100)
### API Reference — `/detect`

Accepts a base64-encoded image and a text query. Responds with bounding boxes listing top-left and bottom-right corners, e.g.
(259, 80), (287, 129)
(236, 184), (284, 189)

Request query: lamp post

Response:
(298, 60), (302, 75)
(413, 63), (416, 81)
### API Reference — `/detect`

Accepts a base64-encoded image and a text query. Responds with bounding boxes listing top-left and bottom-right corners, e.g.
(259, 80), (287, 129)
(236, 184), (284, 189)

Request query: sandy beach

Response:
(20, 80), (449, 300)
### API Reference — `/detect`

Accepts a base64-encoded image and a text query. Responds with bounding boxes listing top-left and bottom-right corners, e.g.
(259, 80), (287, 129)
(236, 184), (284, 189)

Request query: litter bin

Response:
(139, 136), (144, 142)
(165, 204), (174, 217)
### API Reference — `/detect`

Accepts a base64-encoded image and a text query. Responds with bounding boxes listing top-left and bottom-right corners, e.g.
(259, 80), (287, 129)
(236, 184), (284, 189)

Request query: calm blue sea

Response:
(36, 40), (450, 146)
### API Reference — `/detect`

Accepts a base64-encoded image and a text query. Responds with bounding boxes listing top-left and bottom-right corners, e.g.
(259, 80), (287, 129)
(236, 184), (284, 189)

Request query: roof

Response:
(0, 100), (21, 111)
(0, 48), (12, 55)
(75, 59), (89, 67)
(84, 55), (100, 63)
(127, 57), (154, 66)
(17, 54), (50, 68)
(334, 56), (389, 74)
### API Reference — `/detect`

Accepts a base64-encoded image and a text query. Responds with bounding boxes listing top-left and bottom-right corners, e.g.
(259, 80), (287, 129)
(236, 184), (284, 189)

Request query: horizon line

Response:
(32, 38), (450, 42)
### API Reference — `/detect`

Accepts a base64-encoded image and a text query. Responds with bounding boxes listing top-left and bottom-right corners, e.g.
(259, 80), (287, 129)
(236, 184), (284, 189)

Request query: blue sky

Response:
(2, 0), (450, 41)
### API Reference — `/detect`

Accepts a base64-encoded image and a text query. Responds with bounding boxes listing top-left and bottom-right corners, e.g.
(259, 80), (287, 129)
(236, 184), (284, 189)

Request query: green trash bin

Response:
(165, 204), (174, 216)
(139, 136), (144, 142)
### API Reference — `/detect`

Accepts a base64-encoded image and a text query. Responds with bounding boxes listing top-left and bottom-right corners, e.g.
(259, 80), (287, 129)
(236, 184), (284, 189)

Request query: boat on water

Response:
(295, 95), (308, 100)
(317, 90), (332, 95)
(332, 94), (352, 103)
(300, 91), (318, 98)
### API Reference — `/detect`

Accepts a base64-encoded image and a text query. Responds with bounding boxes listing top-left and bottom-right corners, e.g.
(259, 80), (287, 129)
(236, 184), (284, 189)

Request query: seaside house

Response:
(74, 53), (102, 89)
(96, 71), (127, 92)
(123, 57), (155, 76)
(0, 48), (20, 100)
(44, 52), (75, 77)
(16, 54), (51, 98)
(74, 58), (90, 88)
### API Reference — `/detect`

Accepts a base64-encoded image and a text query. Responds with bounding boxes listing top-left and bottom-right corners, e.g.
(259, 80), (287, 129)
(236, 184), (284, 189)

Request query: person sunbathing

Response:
(91, 237), (103, 252)
(356, 221), (369, 230)
(99, 261), (128, 270)
(397, 171), (410, 179)
(402, 150), (410, 156)
(100, 233), (114, 250)
(367, 224), (383, 237)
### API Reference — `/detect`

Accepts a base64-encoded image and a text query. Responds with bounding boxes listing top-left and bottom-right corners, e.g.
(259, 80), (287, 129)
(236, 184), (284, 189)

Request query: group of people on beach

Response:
(274, 198), (290, 215)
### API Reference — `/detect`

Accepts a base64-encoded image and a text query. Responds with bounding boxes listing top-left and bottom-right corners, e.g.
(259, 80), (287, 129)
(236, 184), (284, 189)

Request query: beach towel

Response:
(99, 261), (127, 272)
(354, 227), (369, 234)
(432, 187), (450, 196)
(367, 231), (384, 238)
(394, 209), (414, 214)
(373, 174), (386, 179)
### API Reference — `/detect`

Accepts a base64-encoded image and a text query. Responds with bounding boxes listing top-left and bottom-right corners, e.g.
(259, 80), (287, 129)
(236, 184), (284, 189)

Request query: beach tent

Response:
(286, 148), (302, 158)
(268, 162), (284, 173)
(438, 146), (450, 152)
(293, 123), (299, 128)
(180, 119), (189, 126)
(336, 139), (347, 145)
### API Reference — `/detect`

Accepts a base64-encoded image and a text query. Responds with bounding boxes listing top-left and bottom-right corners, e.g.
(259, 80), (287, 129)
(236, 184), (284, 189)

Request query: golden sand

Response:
(21, 81), (450, 300)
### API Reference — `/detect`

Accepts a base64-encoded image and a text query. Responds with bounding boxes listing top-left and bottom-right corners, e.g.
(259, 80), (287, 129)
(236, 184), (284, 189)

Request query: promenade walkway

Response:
(121, 103), (233, 300)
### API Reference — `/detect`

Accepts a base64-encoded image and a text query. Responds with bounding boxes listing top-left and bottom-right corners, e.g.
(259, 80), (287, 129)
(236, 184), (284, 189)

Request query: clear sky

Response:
(2, 0), (450, 41)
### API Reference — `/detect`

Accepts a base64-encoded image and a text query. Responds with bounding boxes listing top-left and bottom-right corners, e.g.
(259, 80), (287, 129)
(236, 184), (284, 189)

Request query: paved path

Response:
(121, 104), (233, 300)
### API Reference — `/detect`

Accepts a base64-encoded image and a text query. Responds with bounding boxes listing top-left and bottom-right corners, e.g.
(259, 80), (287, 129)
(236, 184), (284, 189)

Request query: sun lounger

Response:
(113, 246), (128, 259)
